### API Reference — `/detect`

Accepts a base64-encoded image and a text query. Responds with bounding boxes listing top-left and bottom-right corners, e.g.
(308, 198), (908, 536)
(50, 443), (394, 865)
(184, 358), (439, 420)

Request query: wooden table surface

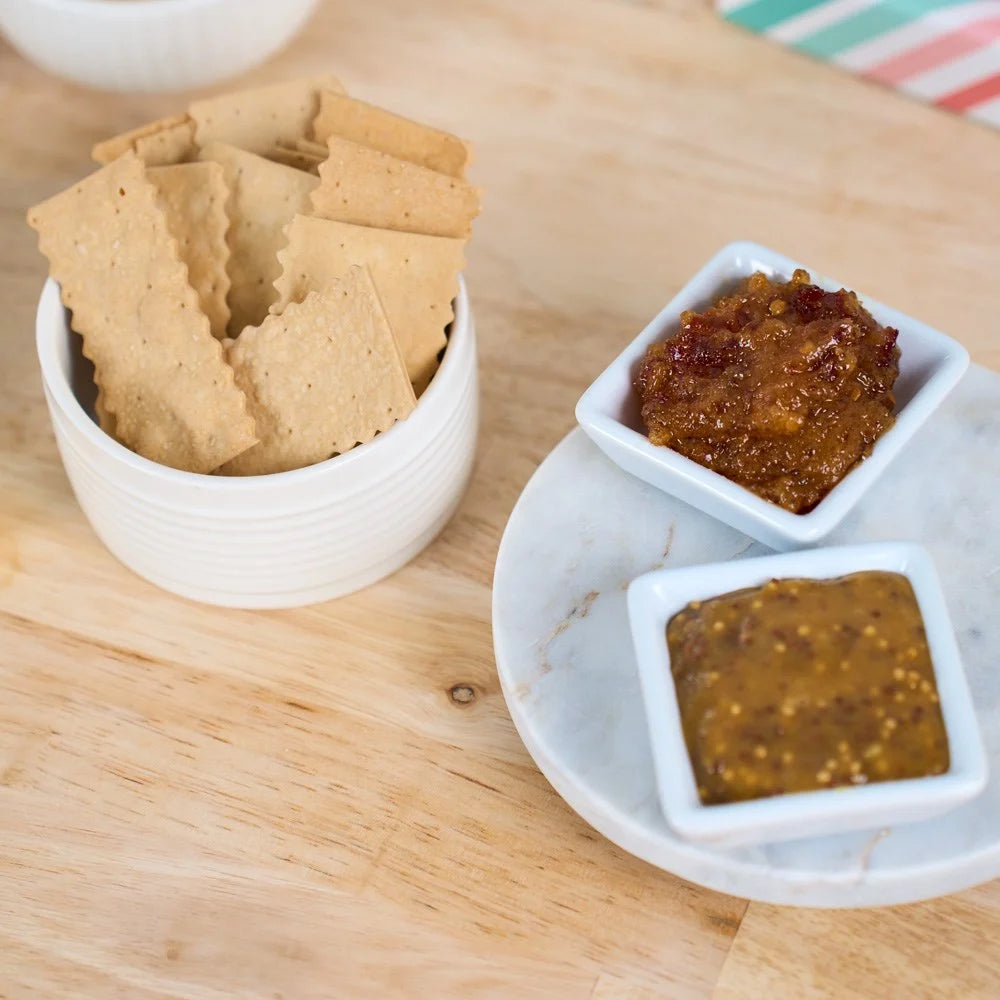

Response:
(2, 0), (999, 996)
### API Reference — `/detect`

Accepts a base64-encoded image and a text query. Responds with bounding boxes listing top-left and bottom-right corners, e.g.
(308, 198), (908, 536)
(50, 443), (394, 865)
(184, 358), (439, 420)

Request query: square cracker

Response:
(274, 215), (464, 392)
(92, 114), (194, 166)
(313, 91), (469, 178)
(190, 75), (345, 156)
(311, 136), (479, 239)
(148, 162), (231, 338)
(27, 152), (257, 474)
(221, 267), (416, 476)
(197, 141), (318, 335)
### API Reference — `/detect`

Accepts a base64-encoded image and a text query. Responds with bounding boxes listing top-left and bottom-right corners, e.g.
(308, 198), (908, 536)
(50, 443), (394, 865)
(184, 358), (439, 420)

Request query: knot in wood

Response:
(449, 684), (476, 705)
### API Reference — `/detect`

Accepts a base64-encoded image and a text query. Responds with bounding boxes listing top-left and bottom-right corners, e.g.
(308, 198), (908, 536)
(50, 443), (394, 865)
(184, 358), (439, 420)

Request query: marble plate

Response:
(492, 365), (1000, 907)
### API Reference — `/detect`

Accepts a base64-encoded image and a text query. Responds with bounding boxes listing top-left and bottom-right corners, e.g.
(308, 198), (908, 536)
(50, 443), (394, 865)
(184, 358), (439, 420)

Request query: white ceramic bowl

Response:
(627, 541), (987, 848)
(576, 241), (969, 551)
(0, 0), (320, 93)
(36, 277), (478, 609)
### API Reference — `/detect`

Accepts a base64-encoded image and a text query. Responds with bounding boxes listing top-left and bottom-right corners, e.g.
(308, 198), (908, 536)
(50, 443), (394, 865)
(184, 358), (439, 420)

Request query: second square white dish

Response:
(626, 542), (987, 849)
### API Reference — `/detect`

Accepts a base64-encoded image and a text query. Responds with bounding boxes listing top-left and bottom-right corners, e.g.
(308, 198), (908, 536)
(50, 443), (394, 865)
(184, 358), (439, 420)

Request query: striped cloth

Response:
(719, 0), (1000, 127)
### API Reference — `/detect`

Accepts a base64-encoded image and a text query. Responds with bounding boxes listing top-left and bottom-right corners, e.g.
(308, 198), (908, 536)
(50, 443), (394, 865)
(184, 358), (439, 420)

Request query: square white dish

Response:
(625, 541), (987, 849)
(575, 241), (969, 551)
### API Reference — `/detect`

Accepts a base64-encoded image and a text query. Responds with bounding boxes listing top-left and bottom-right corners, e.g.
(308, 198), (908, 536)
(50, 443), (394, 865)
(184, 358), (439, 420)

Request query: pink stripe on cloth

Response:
(937, 69), (1000, 109)
(865, 16), (1000, 85)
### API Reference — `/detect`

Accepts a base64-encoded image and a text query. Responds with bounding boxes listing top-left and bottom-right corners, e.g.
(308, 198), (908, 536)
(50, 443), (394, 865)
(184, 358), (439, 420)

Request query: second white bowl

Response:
(0, 0), (321, 93)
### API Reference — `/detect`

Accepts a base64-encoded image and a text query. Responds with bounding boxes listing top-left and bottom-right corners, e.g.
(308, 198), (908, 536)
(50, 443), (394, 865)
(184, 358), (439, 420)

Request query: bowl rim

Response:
(625, 540), (988, 846)
(36, 274), (470, 488)
(575, 240), (970, 545)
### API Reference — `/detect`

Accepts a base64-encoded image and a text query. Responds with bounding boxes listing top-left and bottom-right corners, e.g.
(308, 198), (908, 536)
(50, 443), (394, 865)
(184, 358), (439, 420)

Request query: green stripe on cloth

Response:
(725, 0), (831, 32)
(794, 0), (974, 57)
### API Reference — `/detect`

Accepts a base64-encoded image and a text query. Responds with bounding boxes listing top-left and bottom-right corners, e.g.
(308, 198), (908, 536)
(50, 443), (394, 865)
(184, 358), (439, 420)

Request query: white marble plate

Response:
(493, 365), (1000, 907)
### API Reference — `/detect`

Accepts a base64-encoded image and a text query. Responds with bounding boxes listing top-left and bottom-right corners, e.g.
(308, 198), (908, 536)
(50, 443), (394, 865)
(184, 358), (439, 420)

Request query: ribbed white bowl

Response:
(0, 0), (321, 93)
(36, 277), (478, 608)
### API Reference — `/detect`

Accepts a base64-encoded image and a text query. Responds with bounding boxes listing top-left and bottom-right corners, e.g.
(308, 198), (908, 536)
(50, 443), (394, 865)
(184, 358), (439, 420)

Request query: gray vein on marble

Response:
(492, 365), (1000, 907)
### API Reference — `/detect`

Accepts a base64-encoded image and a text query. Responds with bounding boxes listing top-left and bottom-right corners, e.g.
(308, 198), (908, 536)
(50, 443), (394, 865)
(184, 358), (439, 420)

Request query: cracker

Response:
(313, 91), (469, 178)
(92, 114), (191, 165)
(311, 136), (479, 238)
(198, 141), (318, 334)
(274, 215), (464, 392)
(268, 145), (323, 175)
(148, 162), (231, 338)
(222, 268), (416, 476)
(133, 119), (197, 166)
(27, 152), (257, 474)
(190, 75), (345, 156)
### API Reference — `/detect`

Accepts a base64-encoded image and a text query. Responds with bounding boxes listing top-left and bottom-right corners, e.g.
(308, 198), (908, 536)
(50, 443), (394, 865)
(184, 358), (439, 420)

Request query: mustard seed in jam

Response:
(635, 270), (900, 513)
(667, 572), (948, 806)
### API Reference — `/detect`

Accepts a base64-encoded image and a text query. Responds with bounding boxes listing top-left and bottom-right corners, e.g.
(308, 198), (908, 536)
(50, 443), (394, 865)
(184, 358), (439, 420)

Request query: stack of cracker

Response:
(29, 76), (479, 476)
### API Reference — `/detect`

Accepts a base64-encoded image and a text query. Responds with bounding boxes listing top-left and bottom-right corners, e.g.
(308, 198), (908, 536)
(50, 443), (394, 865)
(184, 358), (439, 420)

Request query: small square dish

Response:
(626, 542), (987, 848)
(576, 241), (969, 550)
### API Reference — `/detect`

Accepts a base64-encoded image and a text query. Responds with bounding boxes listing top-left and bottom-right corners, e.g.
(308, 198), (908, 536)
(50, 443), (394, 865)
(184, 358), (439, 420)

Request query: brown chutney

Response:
(635, 270), (900, 514)
(667, 571), (948, 805)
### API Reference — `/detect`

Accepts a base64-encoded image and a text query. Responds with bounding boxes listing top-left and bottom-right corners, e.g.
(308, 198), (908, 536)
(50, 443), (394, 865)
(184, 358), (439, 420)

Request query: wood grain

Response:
(1, 0), (998, 996)
(713, 884), (1000, 1000)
